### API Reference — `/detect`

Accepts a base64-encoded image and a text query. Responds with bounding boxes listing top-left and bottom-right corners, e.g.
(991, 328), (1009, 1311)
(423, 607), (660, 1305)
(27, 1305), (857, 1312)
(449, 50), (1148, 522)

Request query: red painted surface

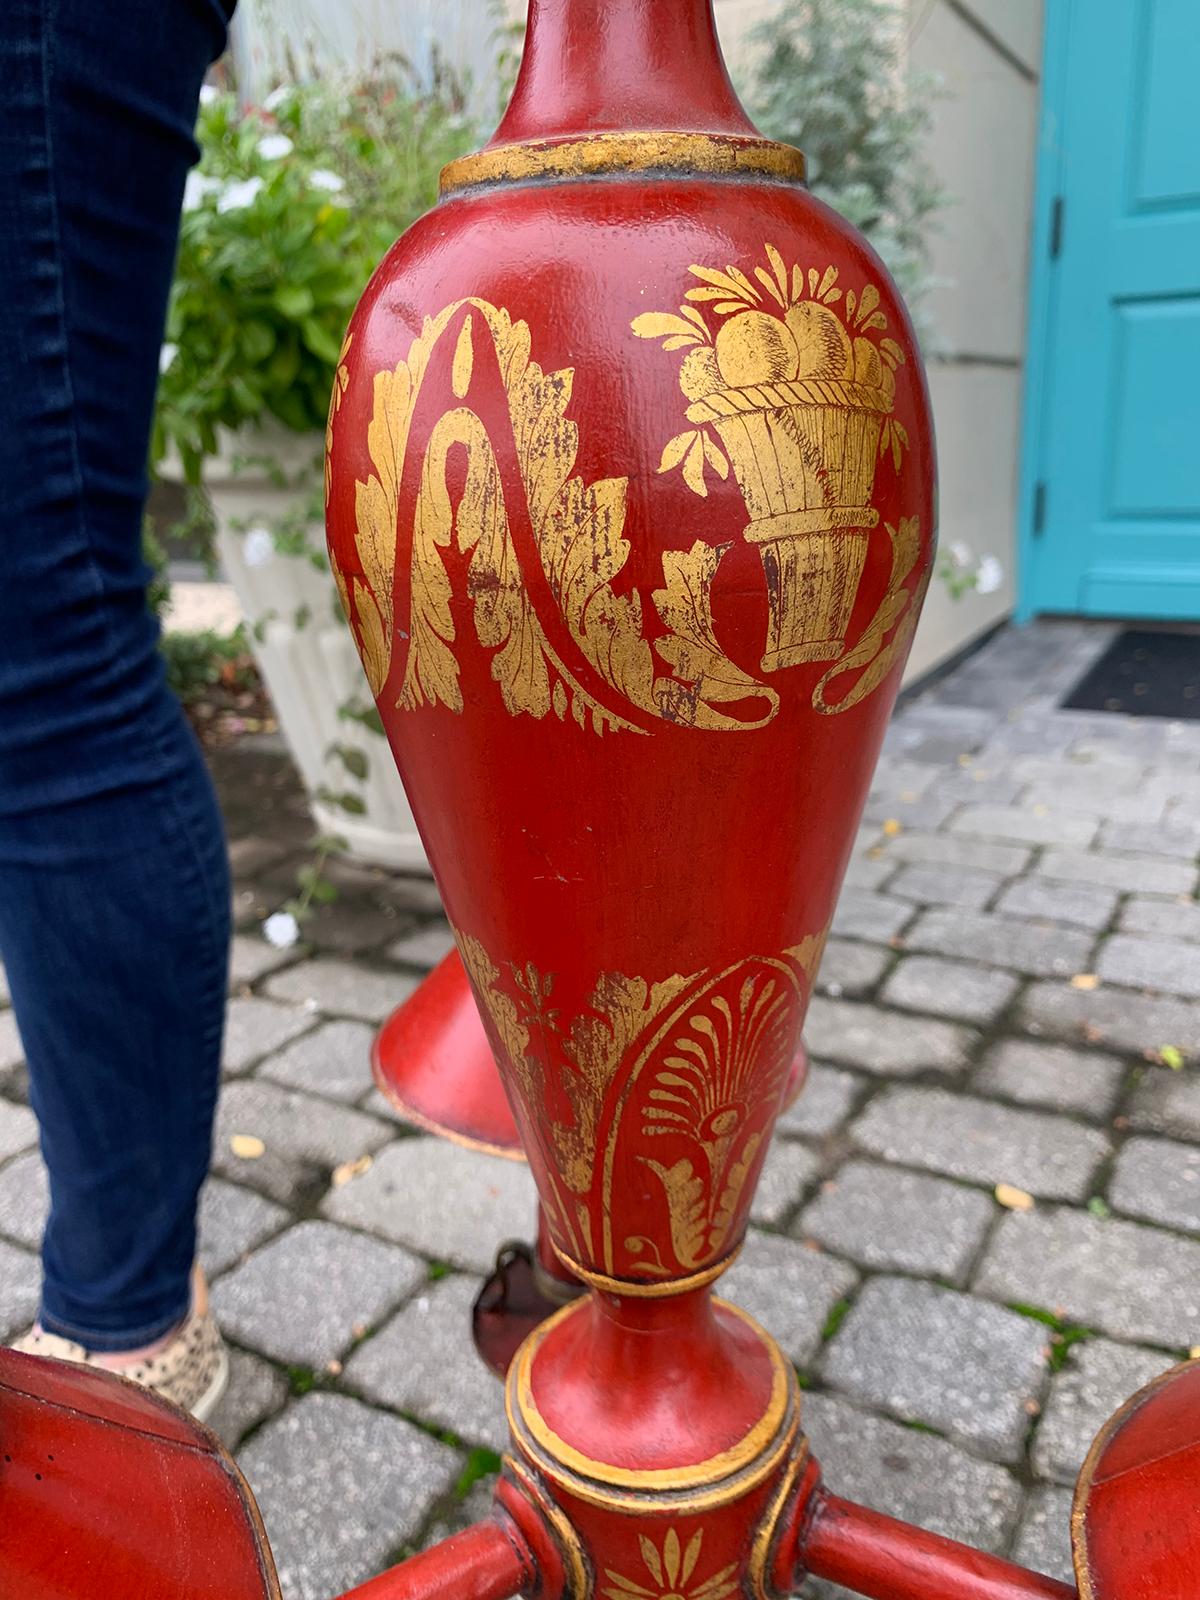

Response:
(801, 1491), (1077, 1600)
(1072, 1359), (1200, 1600)
(337, 1520), (530, 1600)
(491, 0), (757, 142)
(325, 0), (936, 1589)
(0, 1349), (278, 1600)
(373, 950), (522, 1154)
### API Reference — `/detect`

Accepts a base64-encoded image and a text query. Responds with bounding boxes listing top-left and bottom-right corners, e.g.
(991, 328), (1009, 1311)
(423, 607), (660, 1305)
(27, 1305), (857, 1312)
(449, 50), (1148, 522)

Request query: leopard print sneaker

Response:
(11, 1270), (229, 1423)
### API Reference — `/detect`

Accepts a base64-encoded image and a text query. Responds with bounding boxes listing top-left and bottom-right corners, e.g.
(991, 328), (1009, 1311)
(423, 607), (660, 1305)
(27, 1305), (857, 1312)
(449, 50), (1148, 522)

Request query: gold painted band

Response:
(440, 132), (806, 196)
(503, 1454), (592, 1600)
(507, 1298), (795, 1503)
(549, 1240), (741, 1297)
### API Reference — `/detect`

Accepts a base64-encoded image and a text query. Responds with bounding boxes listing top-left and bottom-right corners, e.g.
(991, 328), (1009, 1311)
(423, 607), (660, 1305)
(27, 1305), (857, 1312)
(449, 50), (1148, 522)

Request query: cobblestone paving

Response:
(3, 619), (1200, 1597)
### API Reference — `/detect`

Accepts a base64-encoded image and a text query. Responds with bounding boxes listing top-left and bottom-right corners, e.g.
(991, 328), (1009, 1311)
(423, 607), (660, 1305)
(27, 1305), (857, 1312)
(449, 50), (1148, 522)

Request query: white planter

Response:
(172, 424), (429, 873)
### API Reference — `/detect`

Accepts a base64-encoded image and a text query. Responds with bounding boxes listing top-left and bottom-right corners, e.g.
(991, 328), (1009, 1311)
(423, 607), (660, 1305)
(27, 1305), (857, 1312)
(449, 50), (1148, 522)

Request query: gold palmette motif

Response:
(457, 930), (824, 1285)
(633, 247), (923, 706)
(339, 298), (778, 734)
(603, 1528), (738, 1600)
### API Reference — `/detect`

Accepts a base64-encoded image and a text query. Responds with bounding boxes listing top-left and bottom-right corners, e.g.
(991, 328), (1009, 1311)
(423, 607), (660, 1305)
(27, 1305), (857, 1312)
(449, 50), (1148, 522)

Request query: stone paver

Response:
(722, 1228), (858, 1367)
(776, 1064), (865, 1138)
(258, 1018), (378, 1103)
(973, 1039), (1125, 1118)
(0, 1237), (38, 1339)
(386, 923), (456, 969)
(0, 1100), (37, 1164)
(1120, 896), (1200, 943)
(1032, 1338), (1174, 1486)
(1110, 1136), (1200, 1232)
(265, 958), (417, 1022)
(198, 1176), (288, 1279)
(344, 1273), (508, 1451)
(322, 1138), (537, 1273)
(888, 862), (1005, 909)
(903, 908), (1094, 980)
(1096, 934), (1200, 1000)
(238, 1393), (460, 1600)
(0, 1150), (45, 1249)
(876, 831), (1033, 877)
(976, 1208), (1200, 1348)
(0, 1009), (23, 1072)
(852, 1087), (1109, 1201)
(799, 1160), (992, 1284)
(822, 1277), (1050, 1462)
(223, 996), (314, 1075)
(803, 1392), (1021, 1551)
(802, 997), (975, 1078)
(213, 1219), (425, 1368)
(215, 1079), (392, 1204)
(1128, 1068), (1200, 1140)
(1011, 1485), (1075, 1584)
(209, 1348), (290, 1450)
(1037, 848), (1197, 898)
(815, 938), (892, 998)
(949, 805), (1098, 849)
(881, 956), (1020, 1026)
(994, 877), (1118, 932)
(229, 934), (297, 989)
(1021, 981), (1200, 1061)
(829, 891), (914, 944)
(751, 1139), (820, 1225)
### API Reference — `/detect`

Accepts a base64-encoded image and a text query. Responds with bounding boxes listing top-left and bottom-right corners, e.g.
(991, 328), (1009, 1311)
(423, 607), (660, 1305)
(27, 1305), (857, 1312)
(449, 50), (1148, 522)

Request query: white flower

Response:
(243, 526), (275, 569)
(158, 342), (179, 375)
(182, 170), (220, 211)
(216, 176), (264, 213)
(198, 84), (218, 107)
(948, 541), (972, 570)
(309, 169), (345, 193)
(976, 555), (1004, 595)
(263, 911), (300, 948)
(263, 85), (291, 112)
(257, 133), (294, 160)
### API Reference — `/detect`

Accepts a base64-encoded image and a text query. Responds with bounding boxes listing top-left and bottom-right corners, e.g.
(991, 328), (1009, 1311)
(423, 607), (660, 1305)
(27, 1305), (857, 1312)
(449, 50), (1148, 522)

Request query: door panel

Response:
(1022, 0), (1200, 619)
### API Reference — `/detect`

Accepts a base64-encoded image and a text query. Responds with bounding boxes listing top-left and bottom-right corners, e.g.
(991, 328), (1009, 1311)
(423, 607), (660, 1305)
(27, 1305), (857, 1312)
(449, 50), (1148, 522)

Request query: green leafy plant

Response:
(153, 66), (476, 480)
(742, 0), (946, 329)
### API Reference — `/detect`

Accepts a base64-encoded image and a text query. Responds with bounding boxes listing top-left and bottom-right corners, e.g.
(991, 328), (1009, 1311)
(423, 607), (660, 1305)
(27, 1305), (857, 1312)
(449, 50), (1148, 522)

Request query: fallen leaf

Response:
(882, 819), (903, 836)
(1070, 973), (1100, 991)
(1160, 1045), (1186, 1072)
(995, 1183), (1035, 1212)
(230, 1133), (265, 1159)
(332, 1153), (373, 1187)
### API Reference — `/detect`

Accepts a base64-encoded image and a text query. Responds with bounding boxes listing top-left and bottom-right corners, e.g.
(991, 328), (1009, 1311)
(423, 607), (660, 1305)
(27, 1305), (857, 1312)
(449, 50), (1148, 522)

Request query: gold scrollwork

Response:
(456, 931), (819, 1284)
(633, 247), (924, 711)
(341, 298), (778, 734)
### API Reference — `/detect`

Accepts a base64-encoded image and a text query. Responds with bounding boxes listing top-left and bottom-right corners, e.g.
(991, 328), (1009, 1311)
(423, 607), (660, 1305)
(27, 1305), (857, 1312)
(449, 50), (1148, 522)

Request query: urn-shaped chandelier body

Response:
(326, 0), (935, 1302)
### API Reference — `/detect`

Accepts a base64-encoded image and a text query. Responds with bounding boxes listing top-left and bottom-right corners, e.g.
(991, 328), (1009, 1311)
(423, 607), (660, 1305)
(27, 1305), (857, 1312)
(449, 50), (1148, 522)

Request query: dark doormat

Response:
(1061, 629), (1200, 719)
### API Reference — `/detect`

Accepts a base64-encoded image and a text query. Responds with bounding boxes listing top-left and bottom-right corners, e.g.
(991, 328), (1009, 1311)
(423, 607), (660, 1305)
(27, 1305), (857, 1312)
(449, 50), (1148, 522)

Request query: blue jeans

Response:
(0, 0), (235, 1349)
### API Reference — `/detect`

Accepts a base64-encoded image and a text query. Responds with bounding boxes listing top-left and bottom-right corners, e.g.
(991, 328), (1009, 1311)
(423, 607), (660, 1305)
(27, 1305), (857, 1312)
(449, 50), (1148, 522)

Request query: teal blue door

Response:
(1020, 0), (1200, 620)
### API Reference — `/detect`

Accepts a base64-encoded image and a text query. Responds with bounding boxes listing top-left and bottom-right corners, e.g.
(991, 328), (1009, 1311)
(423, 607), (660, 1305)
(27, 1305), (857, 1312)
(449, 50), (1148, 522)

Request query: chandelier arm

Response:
(333, 1519), (535, 1600)
(797, 1491), (1078, 1600)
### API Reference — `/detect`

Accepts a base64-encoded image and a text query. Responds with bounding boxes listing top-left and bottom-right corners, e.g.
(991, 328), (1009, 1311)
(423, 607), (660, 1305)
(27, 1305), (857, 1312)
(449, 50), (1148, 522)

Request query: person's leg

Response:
(0, 0), (234, 1350)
